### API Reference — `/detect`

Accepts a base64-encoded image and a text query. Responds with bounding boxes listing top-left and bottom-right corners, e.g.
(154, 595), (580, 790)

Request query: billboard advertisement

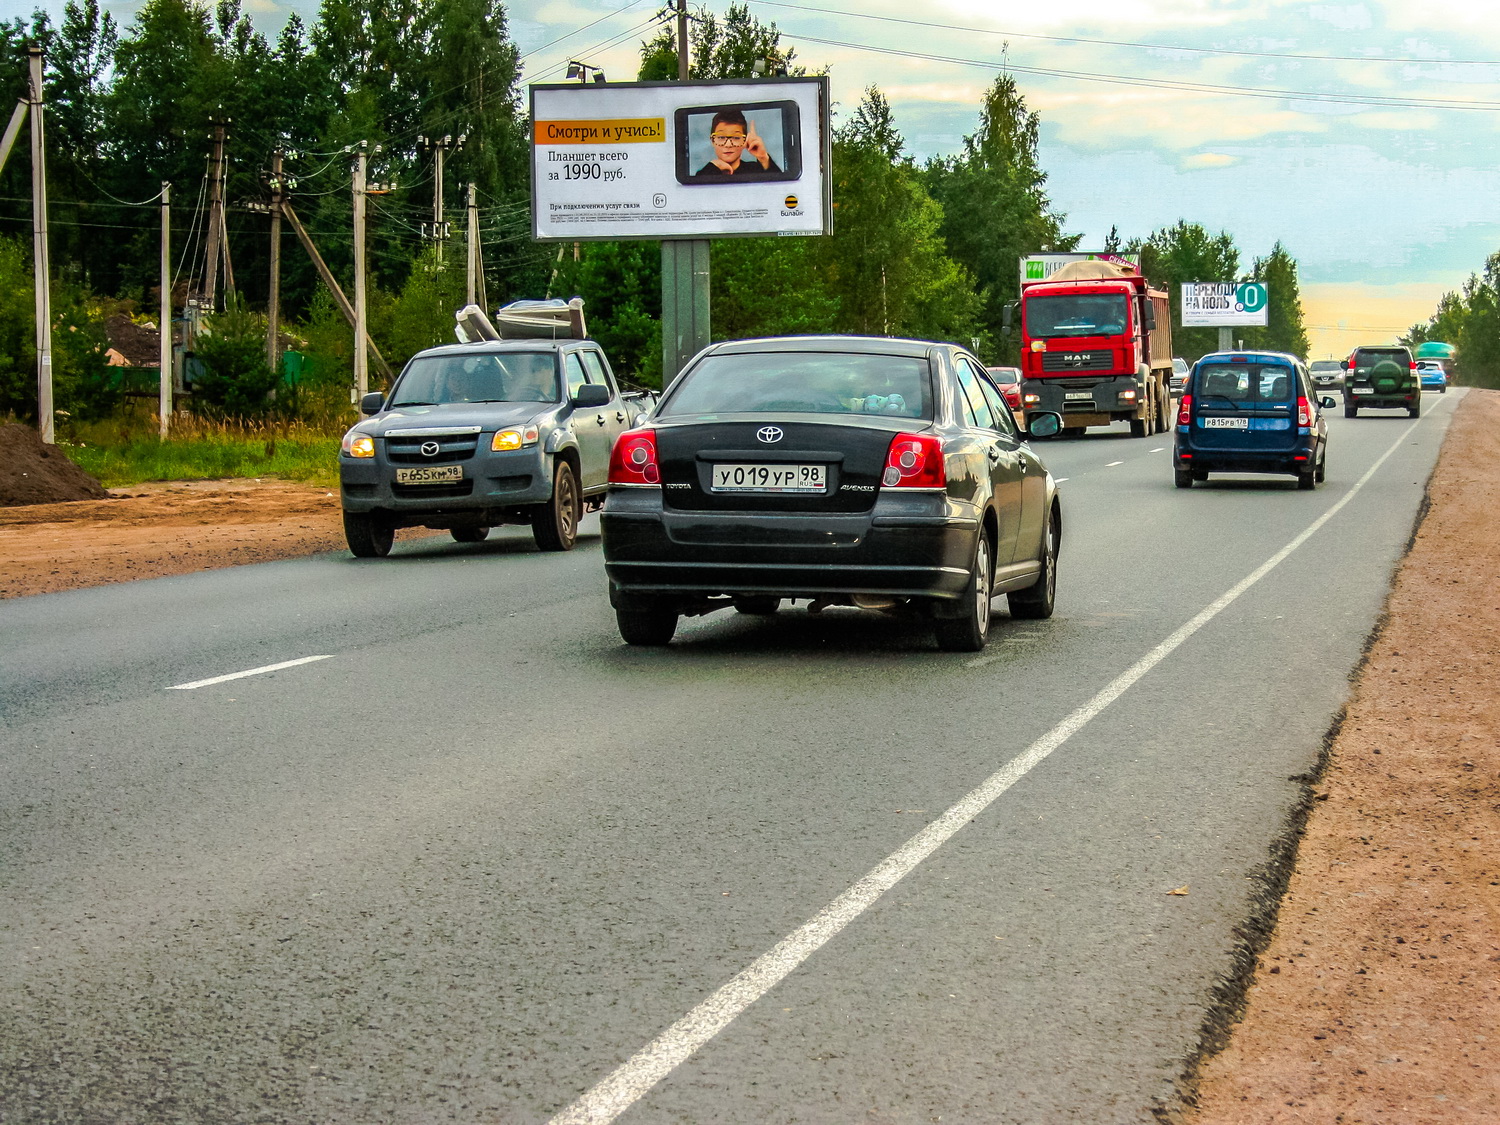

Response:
(529, 77), (830, 241)
(1019, 252), (1139, 285)
(1181, 282), (1269, 327)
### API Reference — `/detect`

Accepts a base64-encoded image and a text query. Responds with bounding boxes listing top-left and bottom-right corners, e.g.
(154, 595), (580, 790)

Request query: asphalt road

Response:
(0, 391), (1460, 1124)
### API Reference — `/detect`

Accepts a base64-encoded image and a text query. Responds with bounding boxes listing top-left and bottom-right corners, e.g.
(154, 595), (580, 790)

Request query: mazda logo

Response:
(420, 441), (441, 457)
(756, 426), (784, 444)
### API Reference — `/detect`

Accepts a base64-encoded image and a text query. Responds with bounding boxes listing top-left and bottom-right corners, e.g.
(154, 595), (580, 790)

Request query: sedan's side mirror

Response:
(360, 392), (385, 415)
(572, 383), (612, 408)
(1027, 412), (1062, 439)
(1320, 396), (1337, 409)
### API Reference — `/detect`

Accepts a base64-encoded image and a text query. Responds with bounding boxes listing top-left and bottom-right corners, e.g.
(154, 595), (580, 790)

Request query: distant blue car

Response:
(1416, 361), (1448, 393)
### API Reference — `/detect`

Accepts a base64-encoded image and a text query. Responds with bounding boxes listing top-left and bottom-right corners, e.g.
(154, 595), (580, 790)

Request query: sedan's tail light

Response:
(1177, 394), (1192, 426)
(882, 432), (945, 489)
(609, 428), (660, 485)
(1297, 396), (1313, 427)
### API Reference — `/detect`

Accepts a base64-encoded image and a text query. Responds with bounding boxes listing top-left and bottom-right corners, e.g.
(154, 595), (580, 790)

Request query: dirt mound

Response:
(0, 423), (110, 506)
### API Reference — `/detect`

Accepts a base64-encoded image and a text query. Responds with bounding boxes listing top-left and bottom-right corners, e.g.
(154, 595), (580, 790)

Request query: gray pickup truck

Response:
(339, 338), (654, 556)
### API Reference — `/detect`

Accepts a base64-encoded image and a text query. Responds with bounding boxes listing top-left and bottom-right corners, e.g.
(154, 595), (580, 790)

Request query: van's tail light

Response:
(1297, 396), (1313, 427)
(1177, 394), (1192, 426)
(882, 432), (946, 489)
(609, 428), (660, 485)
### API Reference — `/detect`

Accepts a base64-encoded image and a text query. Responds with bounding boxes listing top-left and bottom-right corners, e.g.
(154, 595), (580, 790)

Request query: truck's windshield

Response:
(390, 352), (560, 406)
(1025, 294), (1129, 338)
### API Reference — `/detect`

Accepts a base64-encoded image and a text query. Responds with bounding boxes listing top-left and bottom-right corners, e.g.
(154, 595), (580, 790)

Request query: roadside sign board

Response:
(1020, 252), (1139, 285)
(529, 77), (831, 241)
(1181, 282), (1269, 327)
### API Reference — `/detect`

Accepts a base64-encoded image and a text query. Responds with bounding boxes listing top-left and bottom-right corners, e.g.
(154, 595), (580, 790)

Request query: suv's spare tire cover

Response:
(1370, 359), (1406, 395)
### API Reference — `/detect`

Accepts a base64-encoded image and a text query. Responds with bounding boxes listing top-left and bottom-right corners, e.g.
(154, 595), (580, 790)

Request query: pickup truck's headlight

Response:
(342, 431), (375, 458)
(492, 425), (539, 452)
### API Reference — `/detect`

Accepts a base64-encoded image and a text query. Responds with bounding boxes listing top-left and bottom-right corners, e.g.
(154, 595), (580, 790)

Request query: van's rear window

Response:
(1195, 364), (1296, 403)
(660, 352), (933, 420)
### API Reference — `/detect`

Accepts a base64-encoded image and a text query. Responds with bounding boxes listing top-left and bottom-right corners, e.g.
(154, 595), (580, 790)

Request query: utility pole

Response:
(432, 134), (447, 264)
(352, 145), (368, 401)
(27, 47), (53, 443)
(660, 1), (711, 383)
(466, 182), (478, 306)
(266, 148), (283, 376)
(159, 182), (171, 438)
(203, 118), (227, 311)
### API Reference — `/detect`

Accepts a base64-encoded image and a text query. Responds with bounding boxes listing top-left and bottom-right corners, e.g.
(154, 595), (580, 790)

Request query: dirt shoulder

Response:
(3, 398), (1498, 1120)
(1188, 388), (1500, 1122)
(0, 479), (427, 599)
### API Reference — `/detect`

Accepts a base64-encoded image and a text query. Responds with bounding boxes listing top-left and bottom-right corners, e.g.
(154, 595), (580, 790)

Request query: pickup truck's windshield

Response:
(390, 352), (560, 406)
(659, 352), (932, 420)
(1025, 295), (1129, 338)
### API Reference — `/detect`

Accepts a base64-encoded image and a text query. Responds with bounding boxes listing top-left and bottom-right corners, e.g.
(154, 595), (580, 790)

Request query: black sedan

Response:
(600, 336), (1063, 651)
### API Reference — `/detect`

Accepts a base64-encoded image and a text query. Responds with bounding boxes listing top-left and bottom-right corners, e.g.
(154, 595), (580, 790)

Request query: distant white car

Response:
(1309, 359), (1343, 390)
(1170, 357), (1189, 396)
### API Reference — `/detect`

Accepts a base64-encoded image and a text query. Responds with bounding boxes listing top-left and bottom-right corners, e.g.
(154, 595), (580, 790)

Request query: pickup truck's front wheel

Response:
(344, 511), (393, 558)
(533, 459), (581, 552)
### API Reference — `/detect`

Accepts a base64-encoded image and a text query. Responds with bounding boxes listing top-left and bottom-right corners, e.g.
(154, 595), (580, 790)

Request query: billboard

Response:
(1181, 282), (1269, 327)
(530, 77), (830, 241)
(1020, 252), (1139, 285)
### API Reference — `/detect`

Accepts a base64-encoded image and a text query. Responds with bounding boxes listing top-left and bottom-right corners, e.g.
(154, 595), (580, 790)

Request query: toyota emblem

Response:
(420, 441), (441, 457)
(756, 426), (784, 444)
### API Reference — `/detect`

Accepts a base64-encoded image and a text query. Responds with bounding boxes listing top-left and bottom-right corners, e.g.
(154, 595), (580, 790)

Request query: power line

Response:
(517, 0), (651, 63)
(750, 0), (1500, 67)
(785, 32), (1500, 112)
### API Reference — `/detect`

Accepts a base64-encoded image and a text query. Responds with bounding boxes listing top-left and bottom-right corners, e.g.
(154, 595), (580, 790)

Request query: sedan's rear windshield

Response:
(390, 352), (559, 406)
(659, 352), (933, 420)
(1195, 363), (1297, 404)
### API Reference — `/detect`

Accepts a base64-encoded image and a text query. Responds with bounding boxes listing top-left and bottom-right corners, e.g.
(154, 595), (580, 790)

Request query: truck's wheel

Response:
(532, 459), (581, 551)
(1158, 385), (1173, 432)
(1130, 417), (1148, 438)
(935, 532), (993, 651)
(616, 603), (679, 645)
(1008, 507), (1058, 620)
(344, 511), (393, 558)
(734, 596), (780, 615)
(451, 526), (490, 543)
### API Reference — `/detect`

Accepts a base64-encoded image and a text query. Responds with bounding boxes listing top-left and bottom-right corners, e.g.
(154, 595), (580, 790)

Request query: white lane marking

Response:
(546, 416), (1426, 1125)
(1106, 461), (1124, 467)
(167, 655), (334, 690)
(1149, 447), (1165, 453)
(1055, 477), (1069, 483)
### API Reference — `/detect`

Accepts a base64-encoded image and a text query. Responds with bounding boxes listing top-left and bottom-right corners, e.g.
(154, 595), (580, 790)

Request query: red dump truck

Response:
(1006, 258), (1174, 437)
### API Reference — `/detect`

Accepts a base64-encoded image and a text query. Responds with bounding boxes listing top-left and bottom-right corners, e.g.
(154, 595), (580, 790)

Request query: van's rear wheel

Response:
(616, 600), (679, 645)
(1174, 468), (1193, 489)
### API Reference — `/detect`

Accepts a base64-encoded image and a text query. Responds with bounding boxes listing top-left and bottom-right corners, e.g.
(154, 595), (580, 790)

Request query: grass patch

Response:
(59, 417), (343, 488)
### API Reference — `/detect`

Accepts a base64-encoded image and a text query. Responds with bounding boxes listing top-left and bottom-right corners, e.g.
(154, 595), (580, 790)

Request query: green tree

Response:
(0, 234), (36, 419)
(1456, 255), (1500, 388)
(639, 2), (798, 81)
(925, 75), (1075, 361)
(1243, 242), (1309, 359)
(193, 295), (279, 417)
(551, 241), (664, 386)
(1135, 221), (1241, 362)
(1402, 289), (1468, 355)
(821, 87), (979, 342)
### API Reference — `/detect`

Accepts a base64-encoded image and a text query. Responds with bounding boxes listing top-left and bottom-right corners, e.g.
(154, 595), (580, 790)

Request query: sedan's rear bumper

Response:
(601, 489), (977, 600)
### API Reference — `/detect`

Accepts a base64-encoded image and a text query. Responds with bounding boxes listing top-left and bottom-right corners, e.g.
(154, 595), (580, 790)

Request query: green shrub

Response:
(192, 296), (280, 419)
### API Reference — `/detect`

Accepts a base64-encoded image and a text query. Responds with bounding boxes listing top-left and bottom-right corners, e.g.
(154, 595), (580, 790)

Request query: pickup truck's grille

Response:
(392, 481), (474, 498)
(1042, 350), (1112, 372)
(386, 433), (479, 464)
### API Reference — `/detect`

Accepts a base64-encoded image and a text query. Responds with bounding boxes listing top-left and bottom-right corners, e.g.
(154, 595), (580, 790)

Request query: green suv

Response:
(1341, 345), (1419, 418)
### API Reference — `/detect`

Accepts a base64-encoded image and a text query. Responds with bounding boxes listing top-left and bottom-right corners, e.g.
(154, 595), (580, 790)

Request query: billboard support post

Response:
(1219, 327), (1233, 352)
(662, 238), (710, 383)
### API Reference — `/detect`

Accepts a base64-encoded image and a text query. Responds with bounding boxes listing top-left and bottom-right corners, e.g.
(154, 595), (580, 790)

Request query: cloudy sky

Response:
(19, 0), (1500, 357)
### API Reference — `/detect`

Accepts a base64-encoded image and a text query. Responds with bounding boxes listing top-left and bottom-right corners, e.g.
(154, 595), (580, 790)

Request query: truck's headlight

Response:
(492, 426), (539, 452)
(342, 432), (375, 458)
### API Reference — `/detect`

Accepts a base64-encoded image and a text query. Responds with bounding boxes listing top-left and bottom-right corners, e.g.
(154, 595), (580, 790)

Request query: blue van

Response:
(1174, 351), (1334, 490)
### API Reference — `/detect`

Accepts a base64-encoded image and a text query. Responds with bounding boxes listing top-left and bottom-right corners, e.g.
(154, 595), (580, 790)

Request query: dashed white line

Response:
(1055, 477), (1069, 483)
(1149, 447), (1166, 453)
(1106, 460), (1124, 467)
(545, 413), (1426, 1125)
(167, 655), (334, 690)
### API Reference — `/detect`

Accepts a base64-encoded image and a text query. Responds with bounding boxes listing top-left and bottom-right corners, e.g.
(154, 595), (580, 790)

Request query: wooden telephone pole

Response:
(27, 47), (53, 443)
(352, 145), (368, 401)
(266, 149), (284, 375)
(159, 182), (171, 437)
(203, 119), (227, 310)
